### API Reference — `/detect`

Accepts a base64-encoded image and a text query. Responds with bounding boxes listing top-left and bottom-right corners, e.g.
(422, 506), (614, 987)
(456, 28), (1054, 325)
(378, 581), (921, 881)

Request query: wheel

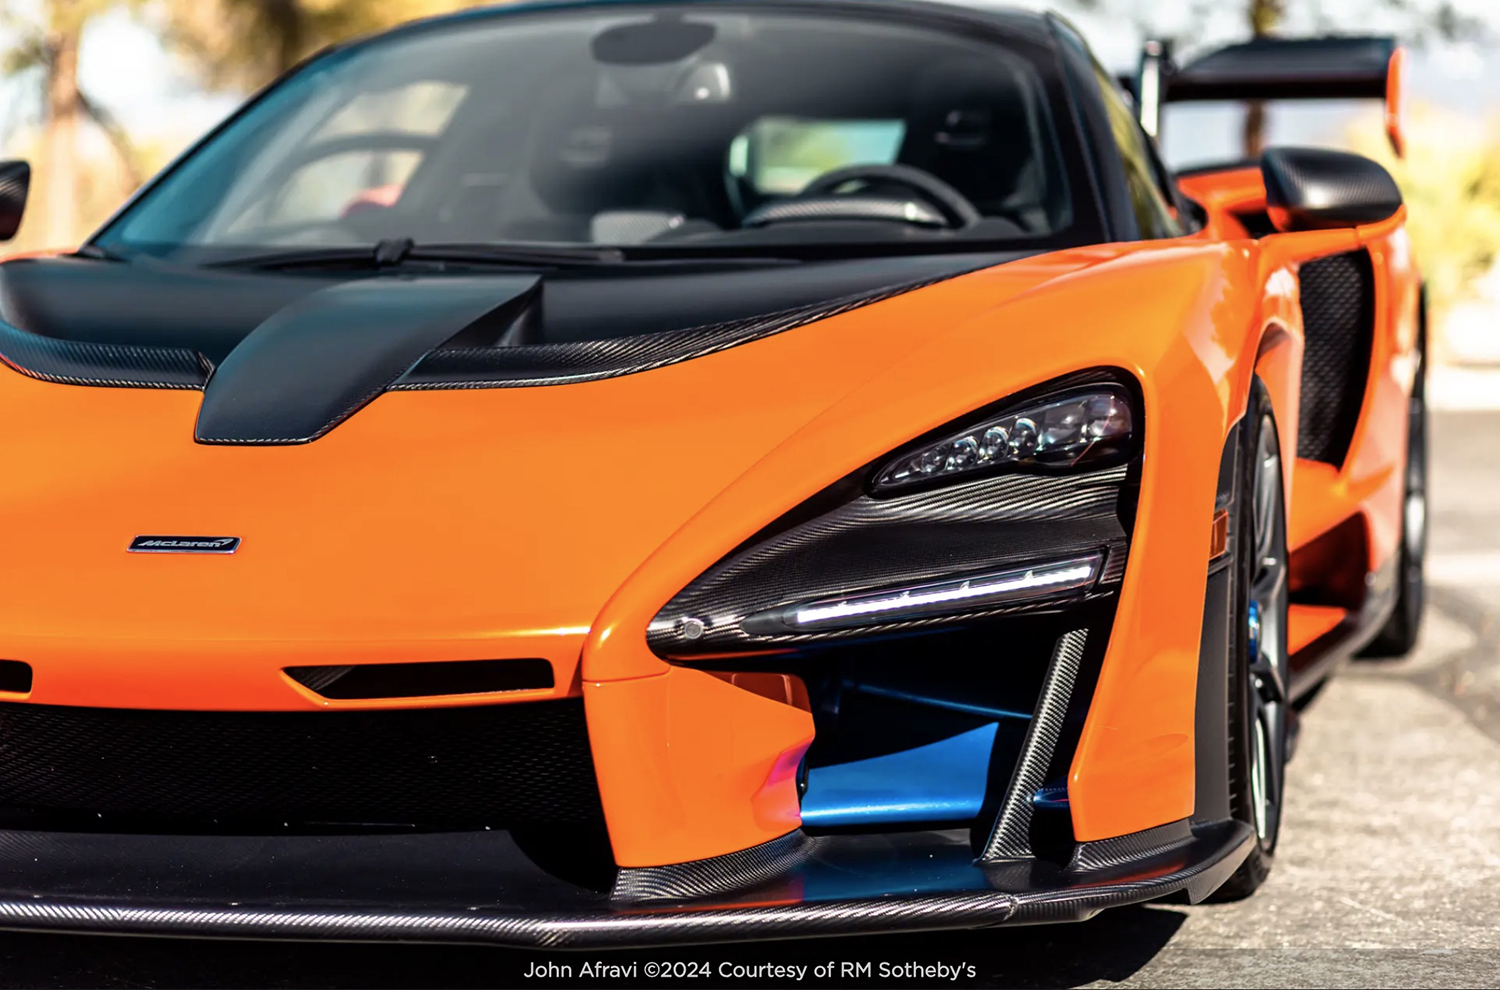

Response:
(1360, 353), (1428, 658)
(1209, 378), (1291, 901)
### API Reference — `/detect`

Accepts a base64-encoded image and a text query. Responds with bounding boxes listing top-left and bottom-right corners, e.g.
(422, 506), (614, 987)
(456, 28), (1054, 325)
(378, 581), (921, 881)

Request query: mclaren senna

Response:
(0, 0), (1423, 946)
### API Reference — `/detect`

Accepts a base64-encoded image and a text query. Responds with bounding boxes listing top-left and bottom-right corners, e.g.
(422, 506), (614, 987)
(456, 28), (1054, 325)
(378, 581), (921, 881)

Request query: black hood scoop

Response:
(195, 276), (540, 445)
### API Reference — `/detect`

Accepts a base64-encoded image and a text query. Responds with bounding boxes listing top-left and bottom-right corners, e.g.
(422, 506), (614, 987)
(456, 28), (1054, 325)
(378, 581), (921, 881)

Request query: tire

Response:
(1360, 351), (1428, 658)
(1208, 377), (1291, 902)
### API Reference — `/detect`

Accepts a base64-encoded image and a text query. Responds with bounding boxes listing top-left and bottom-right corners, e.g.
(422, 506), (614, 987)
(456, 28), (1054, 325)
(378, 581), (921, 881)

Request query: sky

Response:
(4, 0), (1500, 169)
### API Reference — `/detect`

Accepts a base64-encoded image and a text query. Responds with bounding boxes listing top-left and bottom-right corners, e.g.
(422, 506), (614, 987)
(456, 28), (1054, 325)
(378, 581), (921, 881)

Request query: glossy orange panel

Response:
(1289, 604), (1348, 655)
(0, 269), (1026, 710)
(1346, 221), (1420, 572)
(1070, 215), (1415, 840)
(568, 239), (1265, 848)
(578, 249), (1128, 684)
(709, 671), (811, 711)
(1177, 167), (1267, 240)
(577, 222), (1414, 853)
(1386, 47), (1408, 158)
(1182, 166), (1417, 573)
(585, 665), (814, 867)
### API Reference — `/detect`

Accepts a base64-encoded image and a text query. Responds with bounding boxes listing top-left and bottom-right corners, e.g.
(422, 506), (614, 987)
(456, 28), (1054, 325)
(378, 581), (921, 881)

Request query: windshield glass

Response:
(96, 5), (1081, 261)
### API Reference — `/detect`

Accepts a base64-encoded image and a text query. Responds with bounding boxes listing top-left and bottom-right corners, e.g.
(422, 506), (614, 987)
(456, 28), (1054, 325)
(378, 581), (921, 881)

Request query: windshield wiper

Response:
(206, 238), (625, 271)
(74, 244), (130, 263)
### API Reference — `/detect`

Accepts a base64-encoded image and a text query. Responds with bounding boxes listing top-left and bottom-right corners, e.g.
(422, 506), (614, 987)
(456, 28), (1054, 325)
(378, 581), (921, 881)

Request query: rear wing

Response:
(1133, 36), (1406, 157)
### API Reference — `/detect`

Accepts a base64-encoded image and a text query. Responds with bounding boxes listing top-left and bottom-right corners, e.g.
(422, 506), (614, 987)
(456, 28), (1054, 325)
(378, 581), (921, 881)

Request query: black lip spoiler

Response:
(0, 821), (1252, 947)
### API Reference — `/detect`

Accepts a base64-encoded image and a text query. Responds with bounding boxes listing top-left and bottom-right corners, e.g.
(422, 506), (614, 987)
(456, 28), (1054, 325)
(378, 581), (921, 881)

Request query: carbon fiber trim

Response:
(650, 467), (1129, 655)
(611, 832), (818, 903)
(1007, 821), (1253, 923)
(194, 275), (539, 445)
(1067, 818), (1194, 873)
(1262, 148), (1402, 230)
(0, 268), (965, 396)
(394, 272), (958, 390)
(0, 319), (208, 389)
(0, 162), (28, 240)
(0, 820), (1251, 946)
(0, 892), (1020, 948)
(982, 629), (1088, 860)
(1296, 250), (1374, 465)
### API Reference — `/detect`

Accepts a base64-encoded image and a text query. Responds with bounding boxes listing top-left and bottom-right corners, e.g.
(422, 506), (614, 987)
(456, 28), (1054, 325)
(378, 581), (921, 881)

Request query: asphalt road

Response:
(0, 411), (1497, 989)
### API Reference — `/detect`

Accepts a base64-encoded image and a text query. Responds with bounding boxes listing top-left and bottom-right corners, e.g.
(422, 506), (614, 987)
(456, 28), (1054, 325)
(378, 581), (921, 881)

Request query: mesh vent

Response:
(1297, 250), (1374, 465)
(0, 700), (602, 829)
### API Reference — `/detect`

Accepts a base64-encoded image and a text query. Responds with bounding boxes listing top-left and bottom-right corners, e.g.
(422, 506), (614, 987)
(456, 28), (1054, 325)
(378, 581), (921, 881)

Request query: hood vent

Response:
(194, 275), (540, 445)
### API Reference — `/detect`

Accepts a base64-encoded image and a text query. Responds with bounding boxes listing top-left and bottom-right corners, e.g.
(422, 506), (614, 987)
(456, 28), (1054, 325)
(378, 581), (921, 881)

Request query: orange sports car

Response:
(0, 1), (1423, 946)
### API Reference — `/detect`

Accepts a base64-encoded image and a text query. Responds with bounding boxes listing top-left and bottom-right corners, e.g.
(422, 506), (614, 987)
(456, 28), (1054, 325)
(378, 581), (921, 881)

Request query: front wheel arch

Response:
(1204, 375), (1291, 901)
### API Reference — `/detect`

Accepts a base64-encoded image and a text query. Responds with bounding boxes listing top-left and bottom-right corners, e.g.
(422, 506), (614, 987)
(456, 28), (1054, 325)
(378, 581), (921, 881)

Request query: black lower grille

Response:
(1297, 250), (1374, 466)
(0, 699), (603, 829)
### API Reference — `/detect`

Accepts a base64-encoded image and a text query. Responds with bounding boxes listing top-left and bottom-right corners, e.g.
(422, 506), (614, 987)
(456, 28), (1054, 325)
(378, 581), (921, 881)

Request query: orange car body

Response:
(0, 1), (1422, 945)
(0, 203), (1418, 863)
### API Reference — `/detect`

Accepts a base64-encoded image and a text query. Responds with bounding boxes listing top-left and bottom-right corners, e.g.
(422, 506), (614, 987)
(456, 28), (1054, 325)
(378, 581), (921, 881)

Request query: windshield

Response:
(95, 5), (1082, 262)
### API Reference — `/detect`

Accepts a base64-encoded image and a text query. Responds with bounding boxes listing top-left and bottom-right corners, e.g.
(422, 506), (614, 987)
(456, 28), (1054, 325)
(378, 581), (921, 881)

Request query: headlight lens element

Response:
(872, 388), (1133, 493)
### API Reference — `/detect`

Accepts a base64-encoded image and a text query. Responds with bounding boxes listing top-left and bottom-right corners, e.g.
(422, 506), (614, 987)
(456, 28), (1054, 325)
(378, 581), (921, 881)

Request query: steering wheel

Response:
(745, 164), (983, 231)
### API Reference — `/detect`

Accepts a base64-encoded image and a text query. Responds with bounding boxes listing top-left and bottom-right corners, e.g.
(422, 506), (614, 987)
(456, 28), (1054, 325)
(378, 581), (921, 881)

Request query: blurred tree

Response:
(1241, 0), (1286, 158)
(1, 0), (144, 245)
(149, 0), (502, 93)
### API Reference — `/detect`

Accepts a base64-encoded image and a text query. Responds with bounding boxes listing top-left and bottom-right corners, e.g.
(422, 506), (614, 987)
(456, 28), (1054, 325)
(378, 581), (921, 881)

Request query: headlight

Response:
(871, 388), (1133, 494)
(648, 371), (1139, 657)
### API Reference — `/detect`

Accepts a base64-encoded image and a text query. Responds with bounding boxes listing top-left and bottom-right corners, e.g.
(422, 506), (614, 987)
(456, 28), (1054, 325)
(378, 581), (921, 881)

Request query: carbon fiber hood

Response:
(0, 253), (1028, 444)
(0, 252), (1020, 363)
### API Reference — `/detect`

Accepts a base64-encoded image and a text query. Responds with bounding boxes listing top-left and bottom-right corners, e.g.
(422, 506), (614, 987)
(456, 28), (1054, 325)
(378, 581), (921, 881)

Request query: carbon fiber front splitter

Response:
(0, 820), (1252, 948)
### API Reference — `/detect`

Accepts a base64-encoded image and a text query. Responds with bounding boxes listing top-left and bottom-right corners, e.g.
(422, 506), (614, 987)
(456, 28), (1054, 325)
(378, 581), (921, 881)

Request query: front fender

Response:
(581, 241), (1277, 865)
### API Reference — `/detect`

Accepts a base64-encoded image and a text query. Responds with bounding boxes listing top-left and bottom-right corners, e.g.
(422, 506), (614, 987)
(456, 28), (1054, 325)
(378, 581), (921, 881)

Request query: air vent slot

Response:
(0, 660), (32, 694)
(285, 658), (553, 700)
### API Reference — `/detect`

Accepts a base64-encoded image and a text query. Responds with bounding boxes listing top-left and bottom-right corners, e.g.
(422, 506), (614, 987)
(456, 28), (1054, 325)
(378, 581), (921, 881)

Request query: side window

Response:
(1090, 66), (1182, 239)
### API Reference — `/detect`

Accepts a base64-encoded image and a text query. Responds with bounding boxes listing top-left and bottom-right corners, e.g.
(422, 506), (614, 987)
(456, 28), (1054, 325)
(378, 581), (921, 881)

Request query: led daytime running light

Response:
(745, 553), (1103, 634)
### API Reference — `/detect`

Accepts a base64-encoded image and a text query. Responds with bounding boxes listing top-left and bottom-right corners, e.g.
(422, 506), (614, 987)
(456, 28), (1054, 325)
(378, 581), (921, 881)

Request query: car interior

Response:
(160, 10), (1075, 251)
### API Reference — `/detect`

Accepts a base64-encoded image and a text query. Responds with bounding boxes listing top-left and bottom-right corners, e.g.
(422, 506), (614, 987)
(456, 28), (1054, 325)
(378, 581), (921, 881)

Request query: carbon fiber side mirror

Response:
(1261, 147), (1402, 233)
(0, 160), (29, 242)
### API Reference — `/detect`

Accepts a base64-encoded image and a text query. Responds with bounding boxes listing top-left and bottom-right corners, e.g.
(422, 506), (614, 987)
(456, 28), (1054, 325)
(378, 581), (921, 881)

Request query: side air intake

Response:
(1296, 250), (1374, 466)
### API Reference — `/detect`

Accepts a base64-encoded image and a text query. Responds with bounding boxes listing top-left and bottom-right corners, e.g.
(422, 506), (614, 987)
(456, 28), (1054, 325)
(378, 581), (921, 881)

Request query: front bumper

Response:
(0, 820), (1251, 947)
